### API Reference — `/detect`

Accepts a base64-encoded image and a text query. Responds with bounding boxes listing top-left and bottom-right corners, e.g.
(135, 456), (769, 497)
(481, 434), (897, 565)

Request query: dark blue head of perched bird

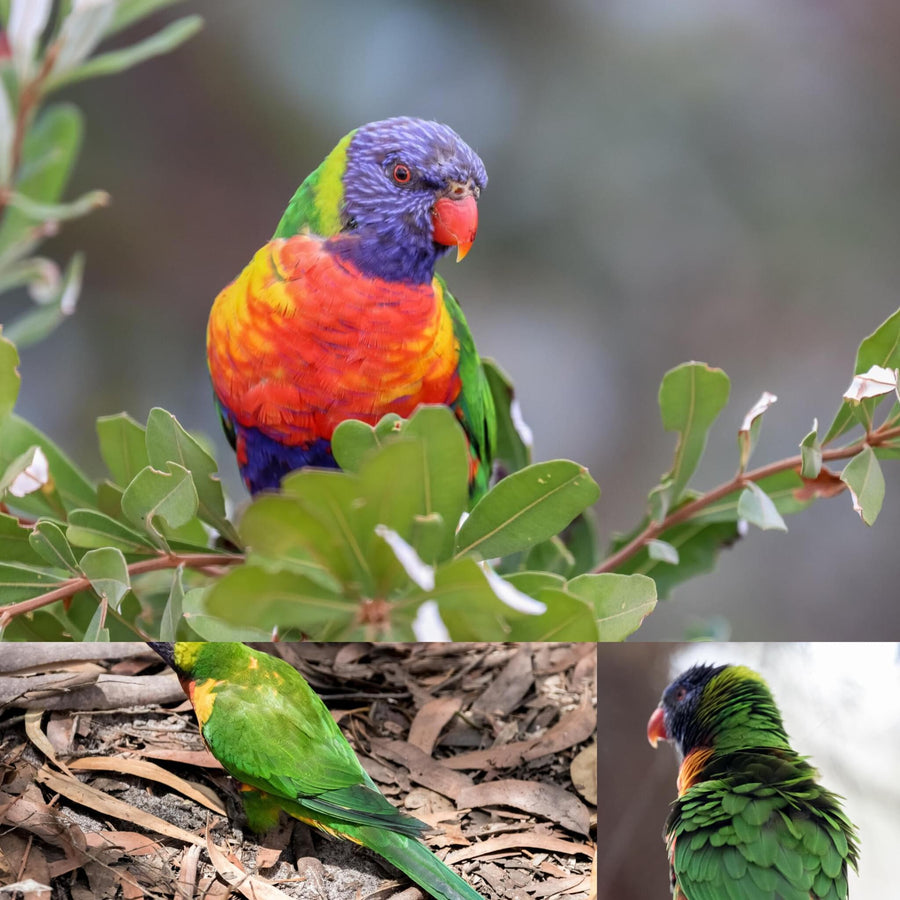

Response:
(648, 663), (791, 760)
(332, 117), (487, 284)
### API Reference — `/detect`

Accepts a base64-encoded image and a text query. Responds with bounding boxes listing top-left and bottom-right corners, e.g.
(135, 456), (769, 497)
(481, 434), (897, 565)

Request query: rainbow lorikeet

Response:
(147, 642), (486, 900)
(647, 663), (858, 900)
(207, 116), (496, 498)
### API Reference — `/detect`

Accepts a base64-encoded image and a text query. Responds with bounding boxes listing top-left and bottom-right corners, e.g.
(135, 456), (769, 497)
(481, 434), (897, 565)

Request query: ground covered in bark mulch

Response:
(0, 643), (597, 900)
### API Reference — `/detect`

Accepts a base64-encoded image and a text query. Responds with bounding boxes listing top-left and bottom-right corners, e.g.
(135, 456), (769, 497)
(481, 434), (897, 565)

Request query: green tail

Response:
(359, 826), (484, 900)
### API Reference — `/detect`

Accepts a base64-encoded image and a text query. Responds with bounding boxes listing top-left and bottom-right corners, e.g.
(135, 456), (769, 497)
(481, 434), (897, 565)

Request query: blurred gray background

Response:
(597, 642), (900, 899)
(11, 0), (900, 638)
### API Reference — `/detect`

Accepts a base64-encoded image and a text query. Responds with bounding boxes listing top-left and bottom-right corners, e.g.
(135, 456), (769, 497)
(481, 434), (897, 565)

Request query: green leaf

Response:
(46, 15), (203, 91)
(181, 586), (275, 641)
(559, 509), (602, 577)
(4, 189), (109, 222)
(424, 557), (526, 640)
(825, 309), (900, 443)
(840, 446), (885, 526)
(524, 537), (575, 575)
(507, 590), (597, 641)
(145, 407), (238, 544)
(483, 358), (532, 475)
(0, 104), (84, 257)
(82, 603), (110, 642)
(689, 469), (815, 524)
(3, 253), (86, 348)
(650, 363), (730, 520)
(0, 414), (97, 514)
(331, 419), (381, 472)
(737, 483), (788, 531)
(800, 421), (822, 479)
(80, 547), (130, 610)
(108, 0), (190, 37)
(0, 512), (45, 565)
(0, 563), (66, 603)
(0, 333), (20, 424)
(29, 520), (80, 572)
(400, 406), (470, 560)
(259, 471), (371, 590)
(159, 566), (184, 642)
(647, 539), (679, 565)
(352, 440), (434, 592)
(456, 460), (600, 560)
(96, 413), (149, 487)
(120, 462), (199, 547)
(565, 573), (657, 641)
(66, 508), (156, 554)
(503, 571), (568, 596)
(204, 565), (353, 639)
(610, 519), (740, 600)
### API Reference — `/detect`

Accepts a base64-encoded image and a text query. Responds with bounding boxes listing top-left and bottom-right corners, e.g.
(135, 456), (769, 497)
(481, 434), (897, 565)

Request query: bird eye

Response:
(674, 686), (687, 703)
(392, 163), (412, 184)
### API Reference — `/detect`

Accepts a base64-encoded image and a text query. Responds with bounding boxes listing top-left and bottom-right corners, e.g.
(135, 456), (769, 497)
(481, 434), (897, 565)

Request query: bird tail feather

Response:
(360, 827), (485, 900)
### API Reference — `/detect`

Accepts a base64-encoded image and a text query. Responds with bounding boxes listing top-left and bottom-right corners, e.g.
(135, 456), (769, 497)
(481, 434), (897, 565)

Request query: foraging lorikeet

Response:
(207, 116), (496, 498)
(147, 642), (486, 900)
(647, 663), (859, 900)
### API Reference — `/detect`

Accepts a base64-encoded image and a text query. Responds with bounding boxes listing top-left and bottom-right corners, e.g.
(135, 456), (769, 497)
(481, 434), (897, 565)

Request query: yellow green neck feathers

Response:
(274, 129), (354, 239)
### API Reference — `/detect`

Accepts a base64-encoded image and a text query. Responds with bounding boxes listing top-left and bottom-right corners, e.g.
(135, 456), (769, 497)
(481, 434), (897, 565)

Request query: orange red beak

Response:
(432, 194), (478, 261)
(647, 706), (668, 748)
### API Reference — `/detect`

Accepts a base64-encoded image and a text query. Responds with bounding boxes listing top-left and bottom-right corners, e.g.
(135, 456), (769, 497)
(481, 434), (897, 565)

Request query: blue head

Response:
(337, 117), (487, 284)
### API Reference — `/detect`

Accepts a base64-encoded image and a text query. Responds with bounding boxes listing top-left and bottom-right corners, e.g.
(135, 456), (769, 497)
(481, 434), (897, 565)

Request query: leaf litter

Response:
(0, 643), (596, 900)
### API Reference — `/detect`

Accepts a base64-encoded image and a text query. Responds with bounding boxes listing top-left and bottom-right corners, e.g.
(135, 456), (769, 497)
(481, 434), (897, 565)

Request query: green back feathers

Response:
(273, 128), (355, 239)
(666, 664), (859, 900)
(437, 274), (496, 498)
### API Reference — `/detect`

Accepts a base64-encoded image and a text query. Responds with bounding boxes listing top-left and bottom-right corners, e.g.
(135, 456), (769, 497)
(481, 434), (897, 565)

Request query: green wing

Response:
(670, 754), (857, 900)
(437, 273), (496, 501)
(200, 656), (424, 836)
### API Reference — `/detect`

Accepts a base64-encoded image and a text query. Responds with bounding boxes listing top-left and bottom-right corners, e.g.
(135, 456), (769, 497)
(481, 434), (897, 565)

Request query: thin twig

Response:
(0, 552), (244, 625)
(595, 423), (900, 574)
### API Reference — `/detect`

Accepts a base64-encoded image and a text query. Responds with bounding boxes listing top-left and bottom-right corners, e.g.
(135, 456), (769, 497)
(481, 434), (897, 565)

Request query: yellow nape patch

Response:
(313, 130), (354, 236)
(190, 677), (224, 727)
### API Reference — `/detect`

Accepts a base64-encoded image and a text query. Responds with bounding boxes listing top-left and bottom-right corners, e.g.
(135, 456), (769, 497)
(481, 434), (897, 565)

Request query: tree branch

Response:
(0, 551), (244, 626)
(595, 423), (900, 574)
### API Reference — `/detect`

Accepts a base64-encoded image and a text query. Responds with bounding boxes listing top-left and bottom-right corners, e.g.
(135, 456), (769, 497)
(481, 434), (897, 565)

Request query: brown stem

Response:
(5, 43), (60, 197)
(595, 423), (900, 574)
(0, 552), (244, 625)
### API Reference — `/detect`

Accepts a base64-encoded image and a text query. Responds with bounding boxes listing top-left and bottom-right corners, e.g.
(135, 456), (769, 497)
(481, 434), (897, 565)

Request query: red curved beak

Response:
(432, 194), (478, 261)
(647, 706), (668, 748)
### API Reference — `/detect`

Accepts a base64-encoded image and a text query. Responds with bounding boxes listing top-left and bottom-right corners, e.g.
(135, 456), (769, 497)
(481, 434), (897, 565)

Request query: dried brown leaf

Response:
(456, 779), (590, 835)
(408, 696), (462, 755)
(471, 645), (534, 717)
(34, 766), (206, 848)
(204, 829), (295, 900)
(368, 738), (474, 801)
(24, 709), (74, 777)
(446, 832), (594, 863)
(132, 747), (222, 768)
(68, 757), (226, 815)
(794, 466), (846, 502)
(176, 844), (201, 900)
(570, 743), (597, 806)
(444, 694), (596, 771)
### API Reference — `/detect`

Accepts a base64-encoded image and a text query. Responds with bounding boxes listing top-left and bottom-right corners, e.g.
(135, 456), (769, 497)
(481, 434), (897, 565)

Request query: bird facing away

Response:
(206, 116), (496, 497)
(647, 663), (859, 900)
(147, 641), (486, 900)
